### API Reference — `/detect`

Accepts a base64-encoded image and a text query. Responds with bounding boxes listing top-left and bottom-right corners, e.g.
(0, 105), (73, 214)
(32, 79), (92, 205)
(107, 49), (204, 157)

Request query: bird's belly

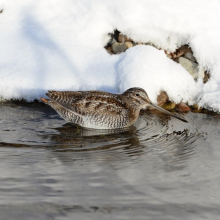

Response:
(79, 115), (126, 129)
(56, 107), (131, 129)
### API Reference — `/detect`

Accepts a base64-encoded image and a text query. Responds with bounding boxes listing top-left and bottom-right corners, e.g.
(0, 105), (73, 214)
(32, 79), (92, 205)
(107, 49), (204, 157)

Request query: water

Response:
(0, 102), (220, 220)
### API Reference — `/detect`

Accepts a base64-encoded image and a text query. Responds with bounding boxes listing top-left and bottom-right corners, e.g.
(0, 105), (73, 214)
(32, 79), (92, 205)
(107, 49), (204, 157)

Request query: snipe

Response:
(40, 87), (187, 129)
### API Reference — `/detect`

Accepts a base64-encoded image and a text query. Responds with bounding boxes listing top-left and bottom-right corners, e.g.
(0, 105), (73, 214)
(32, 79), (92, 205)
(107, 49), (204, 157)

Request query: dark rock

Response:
(203, 72), (210, 83)
(105, 46), (112, 52)
(112, 42), (133, 54)
(112, 42), (125, 54)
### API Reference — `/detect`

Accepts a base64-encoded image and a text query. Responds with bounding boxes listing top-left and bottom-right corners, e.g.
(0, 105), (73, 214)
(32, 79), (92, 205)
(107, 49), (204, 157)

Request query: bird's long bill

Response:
(148, 102), (188, 123)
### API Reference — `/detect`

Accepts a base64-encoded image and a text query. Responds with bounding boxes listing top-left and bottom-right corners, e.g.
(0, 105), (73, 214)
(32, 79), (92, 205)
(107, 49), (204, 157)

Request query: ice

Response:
(0, 0), (220, 111)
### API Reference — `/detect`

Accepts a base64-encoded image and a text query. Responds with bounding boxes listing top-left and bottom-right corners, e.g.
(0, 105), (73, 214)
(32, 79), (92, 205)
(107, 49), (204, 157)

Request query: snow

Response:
(0, 0), (220, 111)
(118, 46), (196, 104)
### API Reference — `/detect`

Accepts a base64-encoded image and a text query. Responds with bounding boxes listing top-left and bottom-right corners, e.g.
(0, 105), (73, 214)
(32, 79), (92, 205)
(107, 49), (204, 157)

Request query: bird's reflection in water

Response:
(40, 110), (204, 172)
(48, 123), (144, 157)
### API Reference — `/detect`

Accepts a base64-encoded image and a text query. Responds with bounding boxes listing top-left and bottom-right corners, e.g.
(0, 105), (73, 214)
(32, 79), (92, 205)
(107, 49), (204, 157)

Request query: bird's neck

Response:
(125, 107), (140, 127)
(120, 95), (140, 110)
(120, 96), (142, 126)
(124, 99), (141, 116)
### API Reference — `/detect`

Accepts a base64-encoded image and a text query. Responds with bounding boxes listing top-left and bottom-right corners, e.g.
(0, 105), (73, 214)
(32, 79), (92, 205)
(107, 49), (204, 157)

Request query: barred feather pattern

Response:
(43, 88), (151, 129)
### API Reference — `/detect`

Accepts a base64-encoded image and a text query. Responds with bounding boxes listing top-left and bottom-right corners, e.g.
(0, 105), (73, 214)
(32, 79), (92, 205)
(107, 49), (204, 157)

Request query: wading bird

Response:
(41, 87), (187, 129)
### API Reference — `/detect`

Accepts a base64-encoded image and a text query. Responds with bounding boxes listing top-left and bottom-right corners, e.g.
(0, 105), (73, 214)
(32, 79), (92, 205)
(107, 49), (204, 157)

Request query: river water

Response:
(0, 102), (220, 220)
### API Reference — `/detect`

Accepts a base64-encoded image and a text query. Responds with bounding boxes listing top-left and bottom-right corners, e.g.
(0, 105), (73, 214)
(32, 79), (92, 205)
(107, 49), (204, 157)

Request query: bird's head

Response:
(122, 87), (188, 123)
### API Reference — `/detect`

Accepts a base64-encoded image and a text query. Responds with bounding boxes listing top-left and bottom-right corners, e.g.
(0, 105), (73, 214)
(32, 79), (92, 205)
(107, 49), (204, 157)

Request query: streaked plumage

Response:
(40, 87), (187, 129)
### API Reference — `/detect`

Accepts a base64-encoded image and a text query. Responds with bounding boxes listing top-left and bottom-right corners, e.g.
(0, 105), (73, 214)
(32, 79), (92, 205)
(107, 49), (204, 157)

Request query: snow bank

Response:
(0, 0), (220, 111)
(118, 46), (196, 104)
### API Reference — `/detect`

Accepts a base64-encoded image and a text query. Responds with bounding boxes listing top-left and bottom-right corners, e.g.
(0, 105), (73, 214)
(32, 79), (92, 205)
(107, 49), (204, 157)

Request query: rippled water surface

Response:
(1, 102), (220, 219)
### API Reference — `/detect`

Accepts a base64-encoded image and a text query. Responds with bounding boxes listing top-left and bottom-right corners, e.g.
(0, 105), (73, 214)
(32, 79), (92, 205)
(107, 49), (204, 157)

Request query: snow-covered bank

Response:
(0, 0), (220, 111)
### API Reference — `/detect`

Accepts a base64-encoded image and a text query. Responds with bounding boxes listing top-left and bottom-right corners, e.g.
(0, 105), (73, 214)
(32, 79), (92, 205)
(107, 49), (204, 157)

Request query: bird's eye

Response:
(136, 93), (140, 97)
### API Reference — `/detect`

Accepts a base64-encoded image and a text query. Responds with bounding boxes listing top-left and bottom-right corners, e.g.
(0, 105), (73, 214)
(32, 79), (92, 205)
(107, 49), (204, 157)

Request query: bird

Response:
(40, 87), (188, 129)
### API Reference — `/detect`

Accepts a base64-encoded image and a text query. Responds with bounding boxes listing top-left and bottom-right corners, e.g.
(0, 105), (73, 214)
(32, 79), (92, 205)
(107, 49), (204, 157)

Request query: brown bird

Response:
(40, 87), (187, 129)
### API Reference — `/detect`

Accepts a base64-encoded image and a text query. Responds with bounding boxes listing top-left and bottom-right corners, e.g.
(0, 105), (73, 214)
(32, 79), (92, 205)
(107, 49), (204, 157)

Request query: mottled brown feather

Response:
(46, 90), (127, 117)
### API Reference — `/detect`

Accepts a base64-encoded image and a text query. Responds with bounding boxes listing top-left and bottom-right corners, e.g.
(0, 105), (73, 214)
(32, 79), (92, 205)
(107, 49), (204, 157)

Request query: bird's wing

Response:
(46, 90), (127, 117)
